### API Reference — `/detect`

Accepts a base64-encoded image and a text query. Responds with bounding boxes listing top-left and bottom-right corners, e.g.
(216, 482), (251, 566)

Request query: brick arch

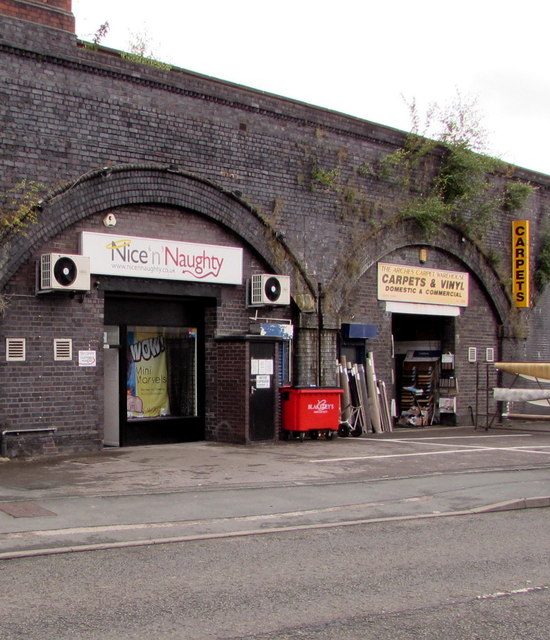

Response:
(330, 220), (511, 325)
(0, 165), (315, 296)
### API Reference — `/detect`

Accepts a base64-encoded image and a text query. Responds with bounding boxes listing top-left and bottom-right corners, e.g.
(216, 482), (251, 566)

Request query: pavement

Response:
(0, 423), (549, 559)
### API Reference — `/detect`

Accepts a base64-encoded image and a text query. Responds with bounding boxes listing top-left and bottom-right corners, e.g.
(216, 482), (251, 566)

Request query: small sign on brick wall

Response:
(78, 350), (97, 367)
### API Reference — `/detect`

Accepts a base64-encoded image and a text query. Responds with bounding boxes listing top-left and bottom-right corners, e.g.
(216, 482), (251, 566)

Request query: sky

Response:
(72, 0), (550, 176)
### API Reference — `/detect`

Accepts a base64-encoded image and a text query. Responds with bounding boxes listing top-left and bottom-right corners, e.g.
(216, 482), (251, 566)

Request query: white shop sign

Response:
(80, 232), (243, 284)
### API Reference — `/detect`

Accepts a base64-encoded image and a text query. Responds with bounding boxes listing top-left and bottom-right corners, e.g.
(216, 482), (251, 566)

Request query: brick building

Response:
(1, 1), (549, 457)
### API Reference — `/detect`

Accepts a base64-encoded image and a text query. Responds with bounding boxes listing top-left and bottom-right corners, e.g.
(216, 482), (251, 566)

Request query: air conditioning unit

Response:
(250, 274), (290, 306)
(39, 254), (91, 292)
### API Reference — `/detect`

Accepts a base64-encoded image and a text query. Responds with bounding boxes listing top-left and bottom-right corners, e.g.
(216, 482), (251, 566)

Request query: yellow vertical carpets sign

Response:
(512, 220), (530, 307)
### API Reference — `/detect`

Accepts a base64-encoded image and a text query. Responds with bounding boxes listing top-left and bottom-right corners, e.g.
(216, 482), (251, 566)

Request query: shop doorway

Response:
(392, 313), (455, 426)
(103, 295), (206, 446)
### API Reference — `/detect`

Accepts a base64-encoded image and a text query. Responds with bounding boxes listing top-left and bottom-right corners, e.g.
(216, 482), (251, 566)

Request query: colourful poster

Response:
(127, 329), (170, 418)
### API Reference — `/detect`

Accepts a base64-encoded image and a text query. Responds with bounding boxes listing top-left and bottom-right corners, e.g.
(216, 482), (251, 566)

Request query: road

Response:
(1, 507), (548, 639)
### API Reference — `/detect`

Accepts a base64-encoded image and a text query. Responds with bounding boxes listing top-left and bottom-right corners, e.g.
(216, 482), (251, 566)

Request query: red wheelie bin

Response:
(279, 386), (343, 441)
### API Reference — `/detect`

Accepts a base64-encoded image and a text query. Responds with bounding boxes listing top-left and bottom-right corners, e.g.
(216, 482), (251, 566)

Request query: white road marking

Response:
(354, 434), (532, 441)
(477, 585), (549, 600)
(313, 449), (492, 462)
(312, 436), (550, 462)
(361, 439), (550, 454)
(367, 439), (528, 449)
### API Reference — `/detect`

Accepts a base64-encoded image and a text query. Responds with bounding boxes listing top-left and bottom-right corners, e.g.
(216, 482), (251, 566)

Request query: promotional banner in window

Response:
(127, 328), (169, 418)
(126, 326), (197, 419)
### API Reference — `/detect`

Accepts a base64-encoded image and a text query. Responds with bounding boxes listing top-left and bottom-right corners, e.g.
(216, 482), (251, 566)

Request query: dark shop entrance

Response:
(392, 312), (456, 426)
(103, 294), (207, 446)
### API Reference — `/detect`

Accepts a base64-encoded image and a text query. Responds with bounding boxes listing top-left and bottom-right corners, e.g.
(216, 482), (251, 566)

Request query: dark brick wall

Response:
(0, 0), (74, 32)
(1, 12), (550, 455)
(1, 202), (289, 453)
(211, 341), (249, 443)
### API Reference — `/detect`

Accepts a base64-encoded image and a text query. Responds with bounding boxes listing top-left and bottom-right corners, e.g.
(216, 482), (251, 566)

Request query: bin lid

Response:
(279, 386), (343, 392)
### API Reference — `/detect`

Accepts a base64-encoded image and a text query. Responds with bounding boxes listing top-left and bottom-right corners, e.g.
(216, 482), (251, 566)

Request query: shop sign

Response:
(377, 262), (469, 307)
(512, 220), (530, 308)
(80, 232), (243, 284)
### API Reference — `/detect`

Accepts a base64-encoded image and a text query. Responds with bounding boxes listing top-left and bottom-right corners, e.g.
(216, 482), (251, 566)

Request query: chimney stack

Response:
(0, 0), (75, 33)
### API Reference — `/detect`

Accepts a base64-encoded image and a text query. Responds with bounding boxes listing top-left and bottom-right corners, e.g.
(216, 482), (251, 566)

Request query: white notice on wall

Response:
(256, 375), (271, 389)
(251, 359), (274, 375)
(79, 350), (97, 367)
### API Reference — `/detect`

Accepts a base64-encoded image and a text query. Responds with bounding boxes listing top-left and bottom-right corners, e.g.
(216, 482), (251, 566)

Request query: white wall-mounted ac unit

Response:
(250, 274), (290, 306)
(39, 254), (91, 292)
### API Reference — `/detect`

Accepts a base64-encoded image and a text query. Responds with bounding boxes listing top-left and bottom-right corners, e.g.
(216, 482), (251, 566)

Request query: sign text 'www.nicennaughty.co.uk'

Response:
(80, 232), (243, 284)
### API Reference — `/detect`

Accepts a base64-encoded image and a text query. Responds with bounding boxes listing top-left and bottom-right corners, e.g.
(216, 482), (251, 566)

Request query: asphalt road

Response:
(1, 507), (548, 639)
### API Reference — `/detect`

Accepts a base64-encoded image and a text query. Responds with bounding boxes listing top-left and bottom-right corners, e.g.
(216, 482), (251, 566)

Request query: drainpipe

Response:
(317, 282), (324, 387)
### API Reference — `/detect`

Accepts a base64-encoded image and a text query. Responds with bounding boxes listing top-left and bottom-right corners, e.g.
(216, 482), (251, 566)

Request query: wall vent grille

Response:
(54, 338), (73, 361)
(6, 338), (26, 362)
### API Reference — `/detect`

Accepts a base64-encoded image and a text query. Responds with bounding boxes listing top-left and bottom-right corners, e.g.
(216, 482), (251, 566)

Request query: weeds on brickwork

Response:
(120, 52), (172, 71)
(0, 179), (47, 314)
(310, 164), (340, 190)
(308, 92), (535, 243)
(485, 248), (501, 269)
(504, 181), (536, 212)
(380, 93), (507, 241)
(507, 306), (530, 340)
(388, 93), (536, 240)
(121, 28), (172, 71)
(399, 195), (452, 239)
(535, 225), (550, 293)
(81, 22), (172, 71)
(0, 179), (46, 235)
(0, 295), (10, 317)
(298, 90), (540, 322)
(93, 22), (110, 45)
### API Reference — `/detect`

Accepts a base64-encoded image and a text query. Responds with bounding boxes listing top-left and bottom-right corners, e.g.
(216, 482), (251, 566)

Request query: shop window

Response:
(126, 326), (197, 419)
